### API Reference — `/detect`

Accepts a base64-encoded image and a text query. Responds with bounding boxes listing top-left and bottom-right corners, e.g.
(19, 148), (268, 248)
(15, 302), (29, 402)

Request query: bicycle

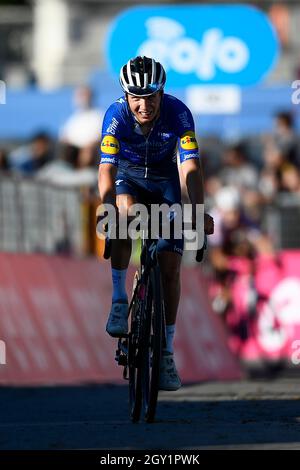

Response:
(104, 224), (207, 423)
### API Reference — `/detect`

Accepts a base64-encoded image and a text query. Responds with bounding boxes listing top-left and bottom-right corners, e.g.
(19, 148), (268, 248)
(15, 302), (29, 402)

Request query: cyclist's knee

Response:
(116, 194), (136, 216)
(115, 194), (137, 238)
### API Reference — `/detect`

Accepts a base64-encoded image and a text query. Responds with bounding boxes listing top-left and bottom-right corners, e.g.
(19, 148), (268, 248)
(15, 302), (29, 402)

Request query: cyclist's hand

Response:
(196, 234), (207, 263)
(96, 204), (109, 234)
(204, 213), (214, 235)
(96, 203), (118, 237)
(96, 205), (112, 259)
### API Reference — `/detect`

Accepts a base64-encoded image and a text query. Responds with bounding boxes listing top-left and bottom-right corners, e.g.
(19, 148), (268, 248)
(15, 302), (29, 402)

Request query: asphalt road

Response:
(0, 378), (300, 450)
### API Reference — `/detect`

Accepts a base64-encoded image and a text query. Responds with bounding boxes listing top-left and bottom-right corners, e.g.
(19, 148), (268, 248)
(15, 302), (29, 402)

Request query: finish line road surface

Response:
(0, 378), (300, 450)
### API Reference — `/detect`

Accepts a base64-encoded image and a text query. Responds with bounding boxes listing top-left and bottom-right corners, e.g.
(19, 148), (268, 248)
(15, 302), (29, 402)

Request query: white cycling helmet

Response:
(119, 56), (166, 97)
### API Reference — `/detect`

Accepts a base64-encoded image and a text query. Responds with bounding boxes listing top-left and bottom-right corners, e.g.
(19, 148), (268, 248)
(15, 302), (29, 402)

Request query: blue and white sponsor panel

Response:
(107, 5), (279, 87)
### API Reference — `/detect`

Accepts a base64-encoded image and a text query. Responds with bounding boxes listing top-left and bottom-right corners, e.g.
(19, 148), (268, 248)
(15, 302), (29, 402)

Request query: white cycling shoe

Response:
(106, 301), (128, 337)
(159, 351), (182, 391)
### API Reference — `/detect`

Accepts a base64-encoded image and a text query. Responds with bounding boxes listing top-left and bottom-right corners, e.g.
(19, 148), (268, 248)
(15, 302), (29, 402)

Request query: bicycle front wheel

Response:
(143, 265), (164, 423)
(128, 270), (143, 423)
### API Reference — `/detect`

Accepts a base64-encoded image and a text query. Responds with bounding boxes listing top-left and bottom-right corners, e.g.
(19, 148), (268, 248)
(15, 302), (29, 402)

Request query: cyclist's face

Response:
(127, 92), (162, 125)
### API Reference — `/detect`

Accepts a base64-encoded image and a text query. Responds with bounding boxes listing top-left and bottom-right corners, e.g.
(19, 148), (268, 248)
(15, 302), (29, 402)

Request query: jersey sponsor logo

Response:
(106, 117), (119, 135)
(174, 246), (183, 255)
(157, 132), (171, 138)
(178, 111), (190, 129)
(115, 179), (123, 186)
(101, 135), (120, 155)
(101, 156), (118, 164)
(182, 152), (199, 162)
(149, 241), (157, 260)
(180, 131), (198, 150)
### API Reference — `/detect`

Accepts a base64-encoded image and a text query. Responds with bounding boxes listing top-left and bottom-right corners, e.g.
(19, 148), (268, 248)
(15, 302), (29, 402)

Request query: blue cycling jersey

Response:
(99, 94), (200, 179)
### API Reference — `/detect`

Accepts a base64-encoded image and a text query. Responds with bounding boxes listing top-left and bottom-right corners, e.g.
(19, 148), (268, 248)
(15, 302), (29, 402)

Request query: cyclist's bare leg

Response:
(106, 194), (137, 336)
(158, 251), (182, 325)
(158, 251), (182, 386)
(111, 194), (137, 270)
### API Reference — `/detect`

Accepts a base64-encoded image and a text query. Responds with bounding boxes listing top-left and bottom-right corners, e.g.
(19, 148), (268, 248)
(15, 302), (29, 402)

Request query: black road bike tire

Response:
(128, 271), (143, 423)
(143, 266), (164, 423)
(128, 263), (165, 423)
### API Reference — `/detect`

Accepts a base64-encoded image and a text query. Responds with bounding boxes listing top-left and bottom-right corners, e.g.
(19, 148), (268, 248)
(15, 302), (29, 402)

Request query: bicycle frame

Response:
(114, 234), (166, 422)
(112, 222), (207, 422)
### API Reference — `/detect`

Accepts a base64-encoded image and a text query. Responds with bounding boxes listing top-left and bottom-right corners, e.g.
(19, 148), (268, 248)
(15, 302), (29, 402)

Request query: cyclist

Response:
(98, 56), (214, 391)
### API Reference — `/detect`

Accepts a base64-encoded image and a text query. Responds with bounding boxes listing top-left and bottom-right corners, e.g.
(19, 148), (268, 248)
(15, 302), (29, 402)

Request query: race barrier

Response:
(0, 253), (241, 385)
(223, 251), (300, 366)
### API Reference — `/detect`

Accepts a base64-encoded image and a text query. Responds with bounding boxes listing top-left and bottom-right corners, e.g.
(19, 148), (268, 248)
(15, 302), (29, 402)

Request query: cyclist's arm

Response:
(98, 101), (124, 205)
(175, 102), (203, 219)
(98, 163), (117, 206)
(180, 158), (204, 223)
(181, 157), (204, 204)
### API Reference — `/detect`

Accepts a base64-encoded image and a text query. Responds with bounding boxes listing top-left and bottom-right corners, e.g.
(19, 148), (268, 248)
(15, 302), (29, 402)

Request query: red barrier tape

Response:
(0, 253), (241, 385)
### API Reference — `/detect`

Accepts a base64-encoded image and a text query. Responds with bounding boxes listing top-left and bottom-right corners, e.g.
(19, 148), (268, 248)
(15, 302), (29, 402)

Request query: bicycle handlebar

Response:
(103, 233), (208, 263)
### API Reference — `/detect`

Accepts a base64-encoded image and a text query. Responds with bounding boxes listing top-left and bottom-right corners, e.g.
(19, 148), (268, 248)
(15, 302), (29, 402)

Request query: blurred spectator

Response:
(205, 175), (223, 210)
(258, 167), (279, 203)
(36, 142), (97, 189)
(0, 149), (9, 173)
(258, 138), (284, 204)
(9, 131), (53, 175)
(219, 143), (262, 222)
(219, 143), (259, 191)
(280, 163), (300, 194)
(210, 186), (260, 260)
(261, 137), (284, 172)
(269, 4), (290, 49)
(35, 143), (73, 180)
(60, 85), (103, 149)
(208, 186), (275, 316)
(273, 111), (300, 168)
(77, 145), (95, 170)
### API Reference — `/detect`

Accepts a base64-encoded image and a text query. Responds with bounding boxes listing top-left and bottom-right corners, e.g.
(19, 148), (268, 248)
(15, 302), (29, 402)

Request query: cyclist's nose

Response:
(139, 98), (151, 112)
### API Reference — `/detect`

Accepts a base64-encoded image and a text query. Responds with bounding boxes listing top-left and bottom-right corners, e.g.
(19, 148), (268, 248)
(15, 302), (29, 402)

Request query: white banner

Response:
(186, 85), (241, 114)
